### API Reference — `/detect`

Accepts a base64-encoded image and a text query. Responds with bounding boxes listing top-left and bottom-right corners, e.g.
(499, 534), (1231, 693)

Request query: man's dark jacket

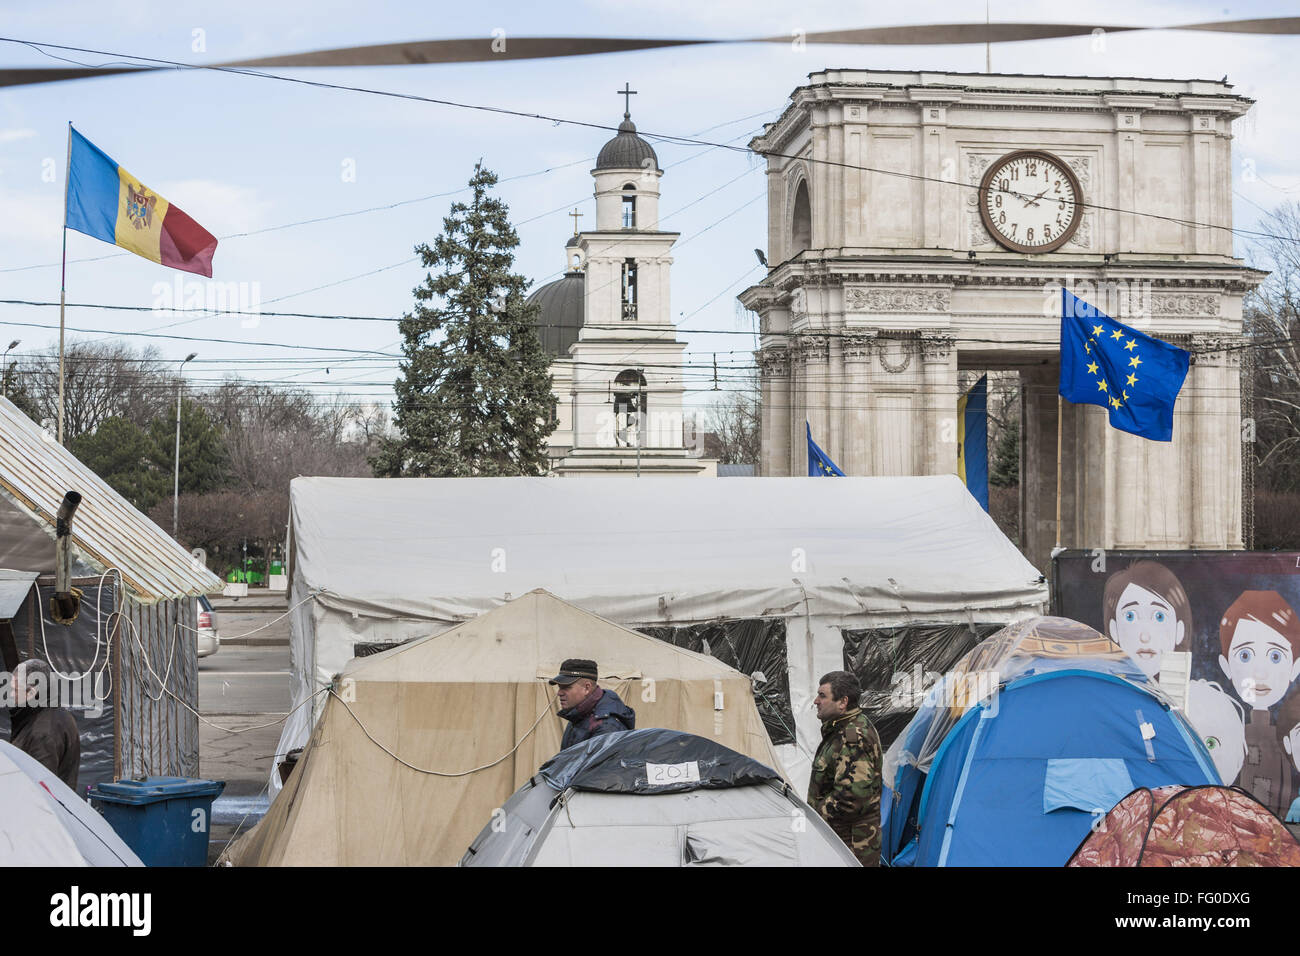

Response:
(558, 687), (635, 752)
(9, 706), (80, 791)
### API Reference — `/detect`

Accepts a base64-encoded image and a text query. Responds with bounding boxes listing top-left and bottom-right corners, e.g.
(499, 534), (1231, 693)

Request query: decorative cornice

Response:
(845, 286), (951, 313)
(1150, 292), (1221, 316)
(919, 331), (957, 360)
(842, 332), (877, 360)
(795, 333), (829, 364)
(757, 345), (791, 376)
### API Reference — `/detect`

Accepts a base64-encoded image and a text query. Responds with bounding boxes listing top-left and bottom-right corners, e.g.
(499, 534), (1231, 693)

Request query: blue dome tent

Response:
(882, 617), (1219, 867)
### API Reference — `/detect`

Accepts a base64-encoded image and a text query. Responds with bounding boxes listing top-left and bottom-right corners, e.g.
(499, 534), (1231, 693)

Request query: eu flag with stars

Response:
(1059, 288), (1190, 442)
(807, 422), (844, 476)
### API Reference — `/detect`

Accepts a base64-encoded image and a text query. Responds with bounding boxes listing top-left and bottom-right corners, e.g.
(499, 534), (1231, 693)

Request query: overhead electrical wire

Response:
(0, 35), (1292, 246)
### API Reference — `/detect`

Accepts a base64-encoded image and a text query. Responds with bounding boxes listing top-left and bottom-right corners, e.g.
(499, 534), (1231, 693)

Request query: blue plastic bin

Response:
(89, 777), (226, 867)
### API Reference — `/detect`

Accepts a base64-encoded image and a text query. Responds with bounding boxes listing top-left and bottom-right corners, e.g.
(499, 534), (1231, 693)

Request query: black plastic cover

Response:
(637, 618), (794, 746)
(841, 622), (1002, 748)
(539, 727), (781, 794)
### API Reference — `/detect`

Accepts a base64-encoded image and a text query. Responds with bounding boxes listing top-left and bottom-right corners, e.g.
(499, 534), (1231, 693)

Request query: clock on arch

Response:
(977, 150), (1083, 254)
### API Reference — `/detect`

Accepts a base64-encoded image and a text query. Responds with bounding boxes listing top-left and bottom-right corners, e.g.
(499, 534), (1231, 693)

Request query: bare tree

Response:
(22, 340), (171, 443)
(1245, 202), (1300, 500)
(704, 370), (761, 466)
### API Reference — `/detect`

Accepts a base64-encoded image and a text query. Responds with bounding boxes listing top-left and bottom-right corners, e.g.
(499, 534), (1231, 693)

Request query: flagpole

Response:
(1054, 394), (1063, 551)
(57, 122), (71, 446)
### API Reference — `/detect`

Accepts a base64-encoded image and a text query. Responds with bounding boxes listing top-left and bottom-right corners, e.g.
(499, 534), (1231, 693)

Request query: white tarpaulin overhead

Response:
(275, 475), (1047, 790)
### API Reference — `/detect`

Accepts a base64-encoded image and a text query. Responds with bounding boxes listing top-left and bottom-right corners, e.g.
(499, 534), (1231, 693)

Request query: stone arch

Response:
(789, 174), (812, 256)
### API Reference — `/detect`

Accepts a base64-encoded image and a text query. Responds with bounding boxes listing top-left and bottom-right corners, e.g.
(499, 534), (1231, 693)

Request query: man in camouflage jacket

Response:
(807, 670), (882, 866)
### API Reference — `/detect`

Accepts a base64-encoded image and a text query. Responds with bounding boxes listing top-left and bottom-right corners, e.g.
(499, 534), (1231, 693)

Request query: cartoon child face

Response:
(1186, 680), (1246, 786)
(1219, 618), (1300, 710)
(1109, 582), (1185, 679)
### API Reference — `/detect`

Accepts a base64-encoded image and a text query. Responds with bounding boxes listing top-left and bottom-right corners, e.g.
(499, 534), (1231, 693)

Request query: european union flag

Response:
(807, 422), (844, 476)
(1060, 288), (1190, 442)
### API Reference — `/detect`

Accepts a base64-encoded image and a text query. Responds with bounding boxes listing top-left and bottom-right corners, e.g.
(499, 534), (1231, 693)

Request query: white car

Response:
(197, 594), (220, 659)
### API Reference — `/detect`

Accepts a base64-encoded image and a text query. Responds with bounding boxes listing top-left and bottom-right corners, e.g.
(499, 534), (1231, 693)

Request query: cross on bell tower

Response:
(617, 82), (637, 119)
(569, 207), (583, 235)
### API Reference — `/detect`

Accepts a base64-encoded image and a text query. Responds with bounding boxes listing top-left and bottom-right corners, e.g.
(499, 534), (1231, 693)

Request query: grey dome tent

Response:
(460, 728), (859, 867)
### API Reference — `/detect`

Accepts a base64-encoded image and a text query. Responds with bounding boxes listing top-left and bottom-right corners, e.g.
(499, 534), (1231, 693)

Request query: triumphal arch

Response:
(739, 70), (1261, 568)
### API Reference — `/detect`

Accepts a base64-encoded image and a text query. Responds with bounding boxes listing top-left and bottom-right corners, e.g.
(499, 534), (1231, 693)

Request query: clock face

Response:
(978, 150), (1082, 254)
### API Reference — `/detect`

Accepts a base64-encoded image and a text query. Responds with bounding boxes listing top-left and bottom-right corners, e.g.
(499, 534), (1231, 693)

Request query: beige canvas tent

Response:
(223, 589), (783, 866)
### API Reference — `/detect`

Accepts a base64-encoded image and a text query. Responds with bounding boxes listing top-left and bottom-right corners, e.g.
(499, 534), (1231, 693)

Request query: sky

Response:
(1, 0), (1298, 417)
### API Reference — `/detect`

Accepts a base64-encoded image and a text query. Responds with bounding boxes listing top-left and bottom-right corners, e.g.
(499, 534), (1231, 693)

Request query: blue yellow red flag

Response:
(65, 127), (217, 277)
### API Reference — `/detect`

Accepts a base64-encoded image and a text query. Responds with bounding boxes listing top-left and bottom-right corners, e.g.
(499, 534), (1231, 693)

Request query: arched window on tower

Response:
(612, 369), (647, 447)
(621, 183), (637, 229)
(621, 258), (638, 320)
(791, 179), (811, 256)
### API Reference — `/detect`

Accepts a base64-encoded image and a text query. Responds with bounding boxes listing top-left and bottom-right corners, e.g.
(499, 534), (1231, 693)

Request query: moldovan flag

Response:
(65, 127), (217, 277)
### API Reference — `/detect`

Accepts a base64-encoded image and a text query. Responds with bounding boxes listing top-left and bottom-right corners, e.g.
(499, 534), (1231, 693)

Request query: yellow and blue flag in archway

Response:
(807, 422), (843, 476)
(1060, 289), (1189, 442)
(957, 374), (989, 511)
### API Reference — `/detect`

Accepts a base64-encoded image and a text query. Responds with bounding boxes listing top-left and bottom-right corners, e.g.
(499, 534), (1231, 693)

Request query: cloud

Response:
(0, 128), (37, 144)
(154, 179), (273, 235)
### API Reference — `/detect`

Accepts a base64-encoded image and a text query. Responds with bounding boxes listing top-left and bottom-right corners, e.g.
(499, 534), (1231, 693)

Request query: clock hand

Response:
(1024, 188), (1050, 208)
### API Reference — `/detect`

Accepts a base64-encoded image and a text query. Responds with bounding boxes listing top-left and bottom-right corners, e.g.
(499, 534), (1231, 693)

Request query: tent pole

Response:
(58, 123), (72, 446)
(1054, 394), (1063, 551)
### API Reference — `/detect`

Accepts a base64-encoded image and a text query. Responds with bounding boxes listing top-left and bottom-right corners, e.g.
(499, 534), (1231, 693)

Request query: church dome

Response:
(526, 271), (584, 357)
(596, 116), (659, 172)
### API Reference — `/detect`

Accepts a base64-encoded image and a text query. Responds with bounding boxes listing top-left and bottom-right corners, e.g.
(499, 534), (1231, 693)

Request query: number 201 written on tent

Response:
(646, 761), (701, 786)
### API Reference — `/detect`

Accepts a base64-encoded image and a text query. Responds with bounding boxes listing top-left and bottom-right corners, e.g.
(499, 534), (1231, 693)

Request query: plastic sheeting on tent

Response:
(223, 590), (784, 866)
(1068, 785), (1300, 867)
(843, 621), (1004, 748)
(882, 617), (1220, 867)
(461, 729), (859, 867)
(273, 474), (1047, 793)
(0, 740), (141, 866)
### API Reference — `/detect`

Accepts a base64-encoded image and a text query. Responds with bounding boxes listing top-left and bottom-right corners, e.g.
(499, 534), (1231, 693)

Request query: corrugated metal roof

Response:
(0, 397), (224, 604)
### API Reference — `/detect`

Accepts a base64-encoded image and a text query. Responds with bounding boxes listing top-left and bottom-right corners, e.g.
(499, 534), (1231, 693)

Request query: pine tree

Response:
(372, 162), (555, 477)
(146, 397), (231, 496)
(990, 417), (1020, 487)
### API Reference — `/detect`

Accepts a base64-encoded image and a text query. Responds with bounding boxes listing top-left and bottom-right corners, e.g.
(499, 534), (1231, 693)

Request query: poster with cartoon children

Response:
(1217, 590), (1300, 816)
(1053, 551), (1300, 821)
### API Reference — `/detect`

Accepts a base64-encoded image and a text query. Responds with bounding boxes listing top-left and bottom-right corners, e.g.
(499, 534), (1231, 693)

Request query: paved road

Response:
(198, 603), (291, 862)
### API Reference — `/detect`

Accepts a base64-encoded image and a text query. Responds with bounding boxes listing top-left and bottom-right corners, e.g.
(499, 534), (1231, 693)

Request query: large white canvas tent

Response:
(274, 475), (1046, 790)
(225, 589), (783, 866)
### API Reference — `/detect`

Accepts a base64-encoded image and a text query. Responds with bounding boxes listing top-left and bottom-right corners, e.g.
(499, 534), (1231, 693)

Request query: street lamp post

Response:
(173, 352), (197, 538)
(2, 340), (19, 399)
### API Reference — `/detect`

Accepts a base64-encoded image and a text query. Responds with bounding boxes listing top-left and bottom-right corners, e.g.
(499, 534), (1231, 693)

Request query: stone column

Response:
(810, 104), (829, 251)
(842, 333), (876, 475)
(1020, 364), (1060, 571)
(801, 334), (831, 470)
(788, 338), (804, 476)
(828, 104), (844, 251)
(758, 345), (791, 477)
(1190, 334), (1244, 548)
(920, 332), (958, 474)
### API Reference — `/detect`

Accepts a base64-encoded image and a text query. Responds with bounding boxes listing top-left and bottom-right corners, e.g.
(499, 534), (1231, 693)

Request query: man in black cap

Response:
(549, 658), (635, 752)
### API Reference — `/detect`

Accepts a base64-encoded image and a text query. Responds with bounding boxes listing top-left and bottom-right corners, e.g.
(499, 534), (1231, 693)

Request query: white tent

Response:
(275, 475), (1046, 789)
(0, 740), (142, 866)
(461, 729), (859, 867)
